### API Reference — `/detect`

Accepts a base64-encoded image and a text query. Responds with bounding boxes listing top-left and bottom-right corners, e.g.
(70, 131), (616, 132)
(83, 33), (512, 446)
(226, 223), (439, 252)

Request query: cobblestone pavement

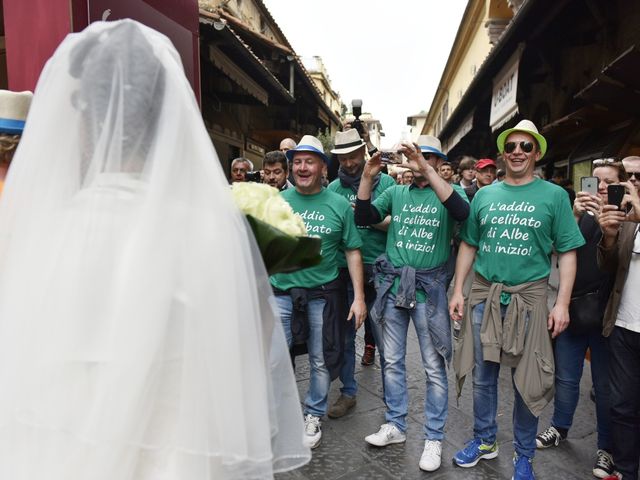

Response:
(277, 317), (598, 479)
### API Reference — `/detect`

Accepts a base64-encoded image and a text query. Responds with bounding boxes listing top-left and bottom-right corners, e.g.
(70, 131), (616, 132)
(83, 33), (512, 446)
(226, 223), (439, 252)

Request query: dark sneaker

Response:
(593, 450), (615, 479)
(535, 426), (565, 449)
(512, 453), (535, 480)
(327, 394), (356, 418)
(453, 438), (499, 468)
(361, 345), (375, 366)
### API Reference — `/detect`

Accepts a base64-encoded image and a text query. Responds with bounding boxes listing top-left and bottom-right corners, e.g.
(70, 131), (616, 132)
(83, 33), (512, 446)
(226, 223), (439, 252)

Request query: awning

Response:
(444, 111), (474, 152)
(200, 15), (295, 105)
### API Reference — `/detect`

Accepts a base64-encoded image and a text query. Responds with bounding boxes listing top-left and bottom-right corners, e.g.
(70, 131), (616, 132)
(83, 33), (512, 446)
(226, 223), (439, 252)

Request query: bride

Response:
(0, 20), (309, 479)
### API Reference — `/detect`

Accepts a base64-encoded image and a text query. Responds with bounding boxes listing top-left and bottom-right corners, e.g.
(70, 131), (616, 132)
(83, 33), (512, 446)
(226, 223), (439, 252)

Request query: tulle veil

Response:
(0, 19), (309, 479)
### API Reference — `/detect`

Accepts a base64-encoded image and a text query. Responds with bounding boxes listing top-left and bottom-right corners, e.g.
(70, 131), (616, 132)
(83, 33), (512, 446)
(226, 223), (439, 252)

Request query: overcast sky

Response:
(263, 0), (468, 147)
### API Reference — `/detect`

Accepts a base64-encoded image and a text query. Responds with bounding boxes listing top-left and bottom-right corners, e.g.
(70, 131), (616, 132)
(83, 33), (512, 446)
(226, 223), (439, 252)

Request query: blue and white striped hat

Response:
(0, 90), (33, 135)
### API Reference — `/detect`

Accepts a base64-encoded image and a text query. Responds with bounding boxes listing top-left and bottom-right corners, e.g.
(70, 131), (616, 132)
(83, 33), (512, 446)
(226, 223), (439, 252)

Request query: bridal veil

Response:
(0, 19), (309, 479)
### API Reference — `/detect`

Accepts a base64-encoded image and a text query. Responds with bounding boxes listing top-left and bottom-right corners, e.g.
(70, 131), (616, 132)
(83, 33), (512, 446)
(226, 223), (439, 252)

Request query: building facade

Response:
(423, 0), (640, 184)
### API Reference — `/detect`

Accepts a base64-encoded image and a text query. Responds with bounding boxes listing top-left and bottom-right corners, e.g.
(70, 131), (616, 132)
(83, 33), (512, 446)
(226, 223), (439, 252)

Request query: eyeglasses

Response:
(592, 158), (616, 166)
(628, 171), (640, 180)
(504, 141), (534, 154)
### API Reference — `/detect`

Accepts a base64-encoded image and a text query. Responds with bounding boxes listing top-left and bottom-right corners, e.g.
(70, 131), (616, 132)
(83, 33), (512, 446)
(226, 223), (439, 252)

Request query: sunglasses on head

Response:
(504, 141), (534, 154)
(592, 158), (616, 166)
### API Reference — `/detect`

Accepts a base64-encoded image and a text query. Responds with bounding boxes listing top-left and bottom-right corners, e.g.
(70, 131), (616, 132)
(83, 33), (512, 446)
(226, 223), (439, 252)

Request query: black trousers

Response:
(609, 326), (640, 479)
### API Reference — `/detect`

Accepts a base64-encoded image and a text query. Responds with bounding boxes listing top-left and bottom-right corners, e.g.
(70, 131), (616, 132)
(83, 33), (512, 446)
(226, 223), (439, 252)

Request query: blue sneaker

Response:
(512, 453), (535, 480)
(453, 438), (499, 468)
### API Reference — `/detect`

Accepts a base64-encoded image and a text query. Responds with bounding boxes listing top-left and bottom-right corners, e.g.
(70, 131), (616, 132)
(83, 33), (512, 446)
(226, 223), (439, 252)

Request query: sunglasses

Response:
(628, 171), (640, 180)
(504, 141), (534, 154)
(592, 158), (616, 166)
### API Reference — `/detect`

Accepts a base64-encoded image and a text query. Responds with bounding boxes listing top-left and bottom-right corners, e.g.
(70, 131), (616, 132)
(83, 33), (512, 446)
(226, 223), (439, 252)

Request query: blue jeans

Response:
(381, 293), (448, 440)
(472, 302), (538, 458)
(552, 328), (611, 450)
(276, 295), (331, 417)
(339, 279), (385, 397)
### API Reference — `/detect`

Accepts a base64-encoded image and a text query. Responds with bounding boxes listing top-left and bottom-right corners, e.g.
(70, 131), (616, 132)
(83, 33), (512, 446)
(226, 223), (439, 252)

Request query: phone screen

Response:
(580, 176), (598, 196)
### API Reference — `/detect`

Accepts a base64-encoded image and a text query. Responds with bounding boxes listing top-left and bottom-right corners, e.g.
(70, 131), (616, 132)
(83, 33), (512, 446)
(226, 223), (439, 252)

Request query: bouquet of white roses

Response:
(231, 183), (321, 275)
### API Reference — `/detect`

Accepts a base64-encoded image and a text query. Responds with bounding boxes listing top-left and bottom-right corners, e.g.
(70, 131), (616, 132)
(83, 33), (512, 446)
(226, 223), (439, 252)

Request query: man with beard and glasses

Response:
(450, 120), (584, 480)
(326, 128), (395, 419)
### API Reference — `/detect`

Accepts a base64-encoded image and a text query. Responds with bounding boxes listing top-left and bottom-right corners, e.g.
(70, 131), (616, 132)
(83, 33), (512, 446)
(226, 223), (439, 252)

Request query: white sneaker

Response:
(365, 423), (406, 447)
(303, 414), (322, 449)
(419, 439), (442, 472)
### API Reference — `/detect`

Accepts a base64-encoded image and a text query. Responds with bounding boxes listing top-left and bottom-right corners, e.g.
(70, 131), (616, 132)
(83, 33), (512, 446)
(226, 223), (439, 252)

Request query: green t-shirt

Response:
(328, 173), (396, 266)
(460, 178), (585, 286)
(270, 188), (362, 290)
(373, 183), (468, 301)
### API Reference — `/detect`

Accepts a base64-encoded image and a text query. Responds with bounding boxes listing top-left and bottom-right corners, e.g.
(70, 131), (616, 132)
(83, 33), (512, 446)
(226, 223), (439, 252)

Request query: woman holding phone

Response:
(535, 159), (627, 479)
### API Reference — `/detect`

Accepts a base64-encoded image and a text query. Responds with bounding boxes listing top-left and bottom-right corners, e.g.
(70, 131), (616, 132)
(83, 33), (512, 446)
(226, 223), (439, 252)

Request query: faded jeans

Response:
(276, 295), (330, 417)
(381, 293), (448, 440)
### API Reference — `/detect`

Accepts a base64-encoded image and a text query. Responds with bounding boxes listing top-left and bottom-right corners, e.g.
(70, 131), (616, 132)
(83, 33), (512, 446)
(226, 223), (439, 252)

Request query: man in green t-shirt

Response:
(449, 120), (585, 480)
(355, 135), (470, 473)
(270, 134), (366, 450)
(327, 128), (395, 419)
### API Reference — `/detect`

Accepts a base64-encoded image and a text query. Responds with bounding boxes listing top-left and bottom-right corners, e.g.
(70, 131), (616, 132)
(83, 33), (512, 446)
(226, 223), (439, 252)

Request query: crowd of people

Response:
(231, 118), (640, 480)
(0, 18), (639, 480)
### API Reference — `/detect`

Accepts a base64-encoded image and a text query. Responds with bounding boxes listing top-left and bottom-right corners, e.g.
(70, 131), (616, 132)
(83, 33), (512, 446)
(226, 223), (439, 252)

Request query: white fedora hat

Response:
(285, 135), (330, 163)
(0, 90), (33, 135)
(331, 128), (365, 155)
(417, 135), (447, 160)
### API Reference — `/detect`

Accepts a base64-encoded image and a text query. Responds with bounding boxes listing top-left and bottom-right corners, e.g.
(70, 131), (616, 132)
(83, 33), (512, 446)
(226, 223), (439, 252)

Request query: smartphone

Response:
(607, 184), (625, 209)
(580, 176), (598, 196)
(380, 150), (402, 164)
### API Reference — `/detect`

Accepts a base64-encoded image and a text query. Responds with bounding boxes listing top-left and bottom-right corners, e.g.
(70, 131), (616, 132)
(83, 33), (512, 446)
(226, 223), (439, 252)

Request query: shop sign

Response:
(490, 45), (524, 131)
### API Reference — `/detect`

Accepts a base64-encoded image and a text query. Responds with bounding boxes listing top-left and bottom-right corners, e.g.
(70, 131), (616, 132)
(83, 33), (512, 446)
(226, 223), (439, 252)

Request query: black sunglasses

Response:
(504, 141), (535, 154)
(628, 171), (640, 180)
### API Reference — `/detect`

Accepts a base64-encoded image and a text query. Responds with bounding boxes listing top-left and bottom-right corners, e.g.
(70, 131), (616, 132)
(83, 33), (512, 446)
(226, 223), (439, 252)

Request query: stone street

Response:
(278, 272), (598, 480)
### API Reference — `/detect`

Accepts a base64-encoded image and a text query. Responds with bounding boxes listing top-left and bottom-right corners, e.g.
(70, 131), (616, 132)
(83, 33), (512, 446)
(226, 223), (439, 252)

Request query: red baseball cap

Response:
(476, 158), (497, 170)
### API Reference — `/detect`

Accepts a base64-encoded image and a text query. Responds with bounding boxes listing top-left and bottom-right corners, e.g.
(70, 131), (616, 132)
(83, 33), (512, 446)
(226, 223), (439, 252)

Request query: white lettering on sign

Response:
(490, 45), (524, 130)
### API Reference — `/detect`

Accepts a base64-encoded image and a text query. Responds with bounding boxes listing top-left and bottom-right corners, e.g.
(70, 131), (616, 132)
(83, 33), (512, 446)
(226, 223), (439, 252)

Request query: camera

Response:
(351, 99), (364, 136)
(245, 171), (262, 182)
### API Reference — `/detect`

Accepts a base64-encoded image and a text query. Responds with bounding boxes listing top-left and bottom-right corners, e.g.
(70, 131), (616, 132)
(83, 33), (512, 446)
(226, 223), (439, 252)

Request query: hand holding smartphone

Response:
(580, 176), (598, 196)
(380, 150), (402, 164)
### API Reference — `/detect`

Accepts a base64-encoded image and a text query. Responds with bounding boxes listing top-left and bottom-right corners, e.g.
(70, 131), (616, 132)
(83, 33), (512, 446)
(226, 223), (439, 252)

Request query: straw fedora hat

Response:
(331, 129), (365, 155)
(0, 90), (33, 135)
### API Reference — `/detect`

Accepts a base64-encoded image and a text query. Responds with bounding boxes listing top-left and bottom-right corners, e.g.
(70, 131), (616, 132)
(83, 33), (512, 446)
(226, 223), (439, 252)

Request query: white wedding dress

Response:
(0, 20), (309, 479)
